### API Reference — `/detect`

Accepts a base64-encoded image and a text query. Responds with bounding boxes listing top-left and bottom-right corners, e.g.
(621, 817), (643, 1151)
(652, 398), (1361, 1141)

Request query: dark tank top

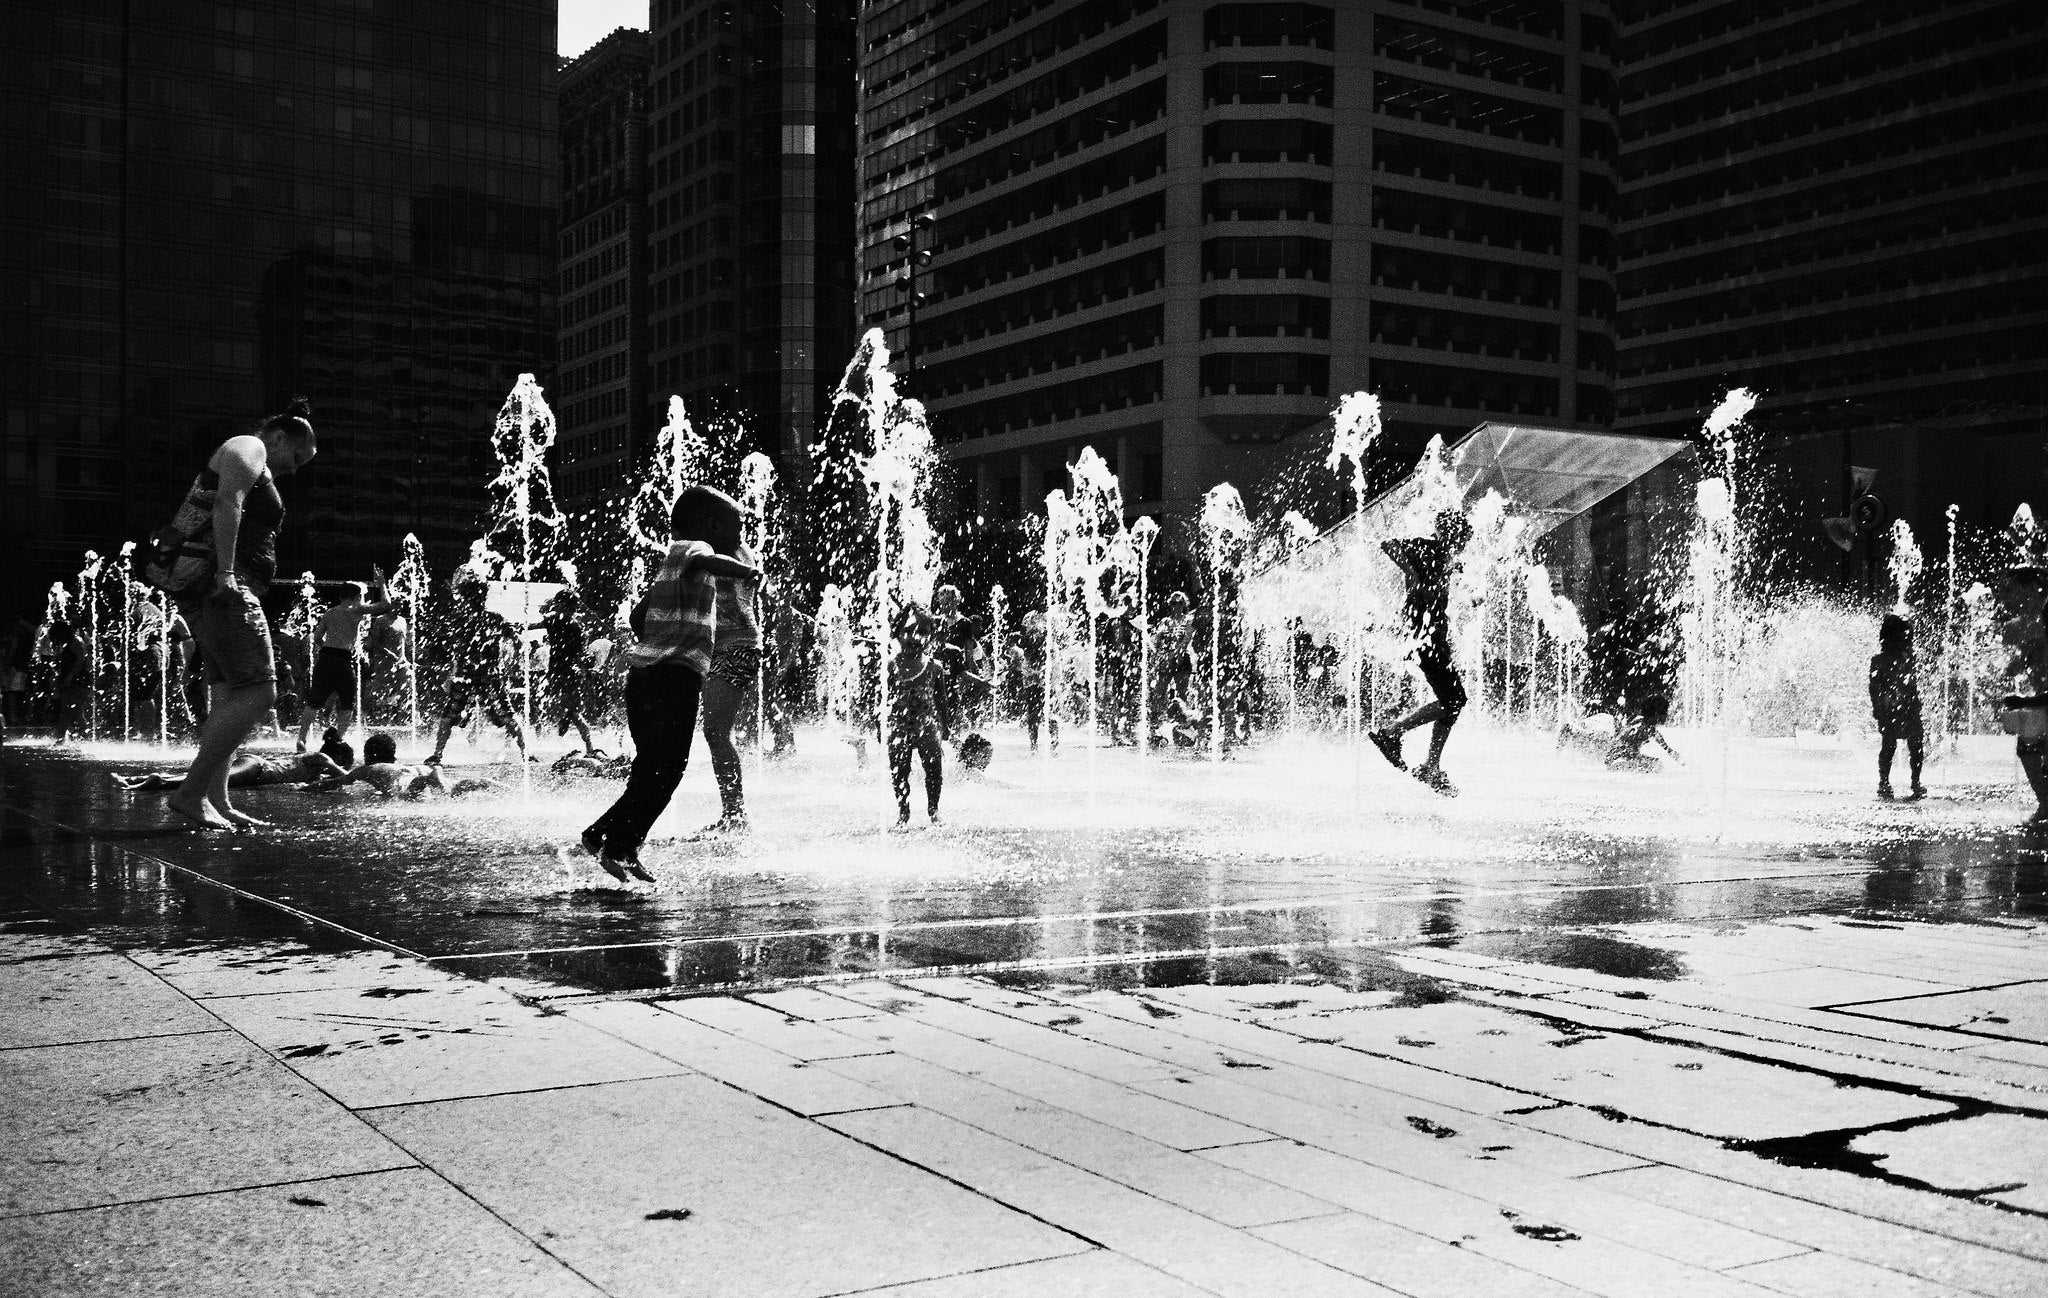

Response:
(195, 464), (285, 592)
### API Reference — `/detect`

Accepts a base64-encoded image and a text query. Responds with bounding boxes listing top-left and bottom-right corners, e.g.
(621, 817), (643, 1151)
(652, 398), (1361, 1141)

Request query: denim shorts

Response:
(181, 586), (275, 689)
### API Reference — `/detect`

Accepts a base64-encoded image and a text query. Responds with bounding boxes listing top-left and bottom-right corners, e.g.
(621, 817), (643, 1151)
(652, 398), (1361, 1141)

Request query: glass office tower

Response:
(857, 0), (1619, 522)
(0, 0), (557, 611)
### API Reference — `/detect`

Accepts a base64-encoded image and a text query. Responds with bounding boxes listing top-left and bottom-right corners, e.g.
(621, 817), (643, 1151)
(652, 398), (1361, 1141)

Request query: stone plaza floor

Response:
(4, 728), (2047, 1294)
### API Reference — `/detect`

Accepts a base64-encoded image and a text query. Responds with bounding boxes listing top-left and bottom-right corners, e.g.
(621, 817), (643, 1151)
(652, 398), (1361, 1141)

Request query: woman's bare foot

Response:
(216, 805), (272, 830)
(166, 796), (234, 832)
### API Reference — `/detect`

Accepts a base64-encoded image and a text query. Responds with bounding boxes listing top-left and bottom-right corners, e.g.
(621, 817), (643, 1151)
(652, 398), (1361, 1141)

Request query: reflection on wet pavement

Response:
(3, 726), (2045, 997)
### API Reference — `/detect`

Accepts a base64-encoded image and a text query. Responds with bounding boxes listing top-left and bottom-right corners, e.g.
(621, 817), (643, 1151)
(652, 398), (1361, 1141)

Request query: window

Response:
(1204, 119), (1332, 165)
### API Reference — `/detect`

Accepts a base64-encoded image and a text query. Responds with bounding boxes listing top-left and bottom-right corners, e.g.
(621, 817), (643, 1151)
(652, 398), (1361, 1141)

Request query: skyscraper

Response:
(857, 0), (1620, 523)
(645, 0), (859, 469)
(0, 0), (557, 612)
(1612, 1), (2047, 552)
(555, 27), (651, 512)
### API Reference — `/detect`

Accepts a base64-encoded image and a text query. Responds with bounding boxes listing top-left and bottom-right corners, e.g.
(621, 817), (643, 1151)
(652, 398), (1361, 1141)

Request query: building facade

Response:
(555, 28), (650, 512)
(1612, 0), (2048, 556)
(857, 0), (1620, 524)
(0, 0), (557, 613)
(645, 0), (859, 469)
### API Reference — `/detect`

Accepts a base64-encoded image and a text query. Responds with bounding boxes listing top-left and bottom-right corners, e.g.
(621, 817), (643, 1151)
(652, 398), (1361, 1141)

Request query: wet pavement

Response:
(2, 725), (2045, 999)
(7, 726), (2048, 1295)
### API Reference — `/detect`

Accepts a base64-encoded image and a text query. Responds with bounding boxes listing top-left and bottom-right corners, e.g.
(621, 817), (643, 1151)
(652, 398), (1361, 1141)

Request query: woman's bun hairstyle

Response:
(264, 395), (316, 442)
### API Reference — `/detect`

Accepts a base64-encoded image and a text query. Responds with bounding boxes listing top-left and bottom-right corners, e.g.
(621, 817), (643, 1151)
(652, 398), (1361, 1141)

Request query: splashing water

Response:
(739, 451), (778, 763)
(389, 534), (430, 738)
(1200, 483), (1250, 762)
(1887, 519), (1922, 616)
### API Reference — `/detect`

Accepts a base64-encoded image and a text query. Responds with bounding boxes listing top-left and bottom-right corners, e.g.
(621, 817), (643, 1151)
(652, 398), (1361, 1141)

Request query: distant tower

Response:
(855, 1), (1620, 523)
(1613, 2), (2048, 549)
(645, 0), (859, 472)
(556, 28), (651, 513)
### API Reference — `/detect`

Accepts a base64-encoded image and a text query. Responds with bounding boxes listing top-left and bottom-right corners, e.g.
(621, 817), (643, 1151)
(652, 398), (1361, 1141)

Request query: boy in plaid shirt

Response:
(581, 486), (757, 880)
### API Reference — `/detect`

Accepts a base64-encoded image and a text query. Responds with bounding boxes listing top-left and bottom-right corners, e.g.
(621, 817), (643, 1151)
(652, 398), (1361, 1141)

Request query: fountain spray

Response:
(485, 374), (568, 735)
(1200, 484), (1250, 763)
(1328, 393), (1382, 750)
(1129, 516), (1159, 755)
(77, 551), (102, 742)
(391, 534), (429, 739)
(739, 450), (778, 769)
(1944, 504), (1960, 747)
(115, 542), (136, 740)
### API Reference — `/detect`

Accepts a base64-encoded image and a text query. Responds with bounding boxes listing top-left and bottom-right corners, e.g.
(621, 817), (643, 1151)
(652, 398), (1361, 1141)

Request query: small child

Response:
(48, 621), (88, 743)
(427, 570), (528, 766)
(889, 608), (945, 826)
(318, 726), (354, 770)
(1870, 613), (1925, 800)
(1605, 695), (1680, 772)
(115, 749), (345, 792)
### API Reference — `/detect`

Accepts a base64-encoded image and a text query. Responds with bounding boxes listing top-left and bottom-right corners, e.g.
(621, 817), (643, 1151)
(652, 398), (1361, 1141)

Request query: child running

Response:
(889, 606), (945, 827)
(1870, 613), (1926, 800)
(581, 486), (758, 881)
(1369, 510), (1473, 796)
(426, 570), (529, 766)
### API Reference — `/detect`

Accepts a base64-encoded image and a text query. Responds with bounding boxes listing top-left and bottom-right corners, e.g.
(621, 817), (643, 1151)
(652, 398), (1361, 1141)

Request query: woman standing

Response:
(699, 533), (762, 835)
(167, 399), (317, 830)
(1998, 566), (2048, 822)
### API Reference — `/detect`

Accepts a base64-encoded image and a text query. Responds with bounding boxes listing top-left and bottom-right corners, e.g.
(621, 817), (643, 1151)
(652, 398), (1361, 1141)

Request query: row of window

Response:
(1375, 72), (1564, 148)
(1205, 177), (1330, 222)
(560, 277), (628, 328)
(1622, 226), (2039, 336)
(561, 315), (627, 363)
(1374, 188), (1564, 255)
(919, 136), (1165, 248)
(1622, 61), (2038, 183)
(558, 396), (632, 444)
(1205, 5), (1333, 51)
(1616, 337), (2036, 420)
(1204, 294), (1329, 338)
(940, 361), (1162, 442)
(1200, 352), (1327, 398)
(1375, 129), (1561, 200)
(934, 79), (1165, 202)
(1204, 236), (1330, 280)
(921, 306), (1164, 398)
(1375, 14), (1562, 94)
(1205, 61), (1331, 107)
(928, 24), (1167, 163)
(1375, 357), (1560, 416)
(930, 199), (1165, 302)
(1620, 199), (2038, 305)
(1622, 143), (2037, 259)
(554, 350), (628, 400)
(1374, 304), (1560, 362)
(1617, 281), (2041, 378)
(866, 0), (1153, 105)
(1387, 0), (1565, 43)
(1372, 243), (1566, 308)
(1205, 119), (1330, 165)
(1623, 0), (1928, 95)
(927, 249), (1163, 344)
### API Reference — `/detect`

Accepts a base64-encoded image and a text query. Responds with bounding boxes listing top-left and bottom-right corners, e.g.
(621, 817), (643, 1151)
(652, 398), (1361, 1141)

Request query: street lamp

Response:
(892, 210), (936, 380)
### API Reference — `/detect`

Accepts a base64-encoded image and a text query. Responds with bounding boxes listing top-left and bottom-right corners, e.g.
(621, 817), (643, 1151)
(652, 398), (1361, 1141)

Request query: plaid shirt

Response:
(628, 540), (717, 674)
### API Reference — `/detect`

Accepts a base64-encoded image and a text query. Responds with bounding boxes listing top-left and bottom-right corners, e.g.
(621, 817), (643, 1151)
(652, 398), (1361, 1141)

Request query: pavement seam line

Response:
(0, 1163), (426, 1222)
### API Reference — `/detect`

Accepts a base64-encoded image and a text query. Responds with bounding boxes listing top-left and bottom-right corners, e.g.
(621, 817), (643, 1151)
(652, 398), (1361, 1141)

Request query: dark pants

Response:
(586, 664), (702, 856)
(1879, 723), (1923, 788)
(890, 720), (944, 820)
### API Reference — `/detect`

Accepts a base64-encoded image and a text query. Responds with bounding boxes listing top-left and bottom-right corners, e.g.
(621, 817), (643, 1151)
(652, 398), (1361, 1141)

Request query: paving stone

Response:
(823, 1010), (1265, 1150)
(1590, 1164), (2048, 1298)
(745, 985), (885, 1021)
(827, 983), (1185, 1085)
(659, 993), (896, 1060)
(822, 1052), (1336, 1226)
(0, 950), (222, 1049)
(1202, 1137), (1779, 1297)
(0, 922), (113, 960)
(0, 1032), (411, 1216)
(1705, 966), (1960, 1008)
(823, 1105), (1398, 1297)
(1723, 1249), (1981, 1297)
(369, 1073), (1082, 1298)
(1134, 1070), (1798, 1271)
(1643, 1024), (2048, 1114)
(1265, 998), (1955, 1140)
(1250, 1210), (1602, 1298)
(566, 999), (898, 1116)
(200, 976), (686, 1109)
(1830, 981), (2048, 1045)
(134, 940), (437, 999)
(1513, 1105), (2048, 1263)
(0, 1167), (600, 1297)
(850, 1249), (1213, 1297)
(1850, 1112), (2048, 1212)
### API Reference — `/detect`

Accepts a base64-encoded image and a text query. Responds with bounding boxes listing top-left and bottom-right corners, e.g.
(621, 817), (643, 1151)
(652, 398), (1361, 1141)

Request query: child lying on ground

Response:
(313, 732), (503, 797)
(114, 749), (346, 791)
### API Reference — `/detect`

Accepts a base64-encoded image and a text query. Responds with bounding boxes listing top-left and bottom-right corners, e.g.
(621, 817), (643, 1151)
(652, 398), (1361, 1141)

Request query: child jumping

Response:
(1870, 612), (1926, 800)
(427, 570), (528, 766)
(1370, 509), (1473, 796)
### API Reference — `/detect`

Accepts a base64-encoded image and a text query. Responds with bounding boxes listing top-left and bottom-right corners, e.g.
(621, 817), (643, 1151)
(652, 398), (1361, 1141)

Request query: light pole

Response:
(892, 211), (936, 382)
